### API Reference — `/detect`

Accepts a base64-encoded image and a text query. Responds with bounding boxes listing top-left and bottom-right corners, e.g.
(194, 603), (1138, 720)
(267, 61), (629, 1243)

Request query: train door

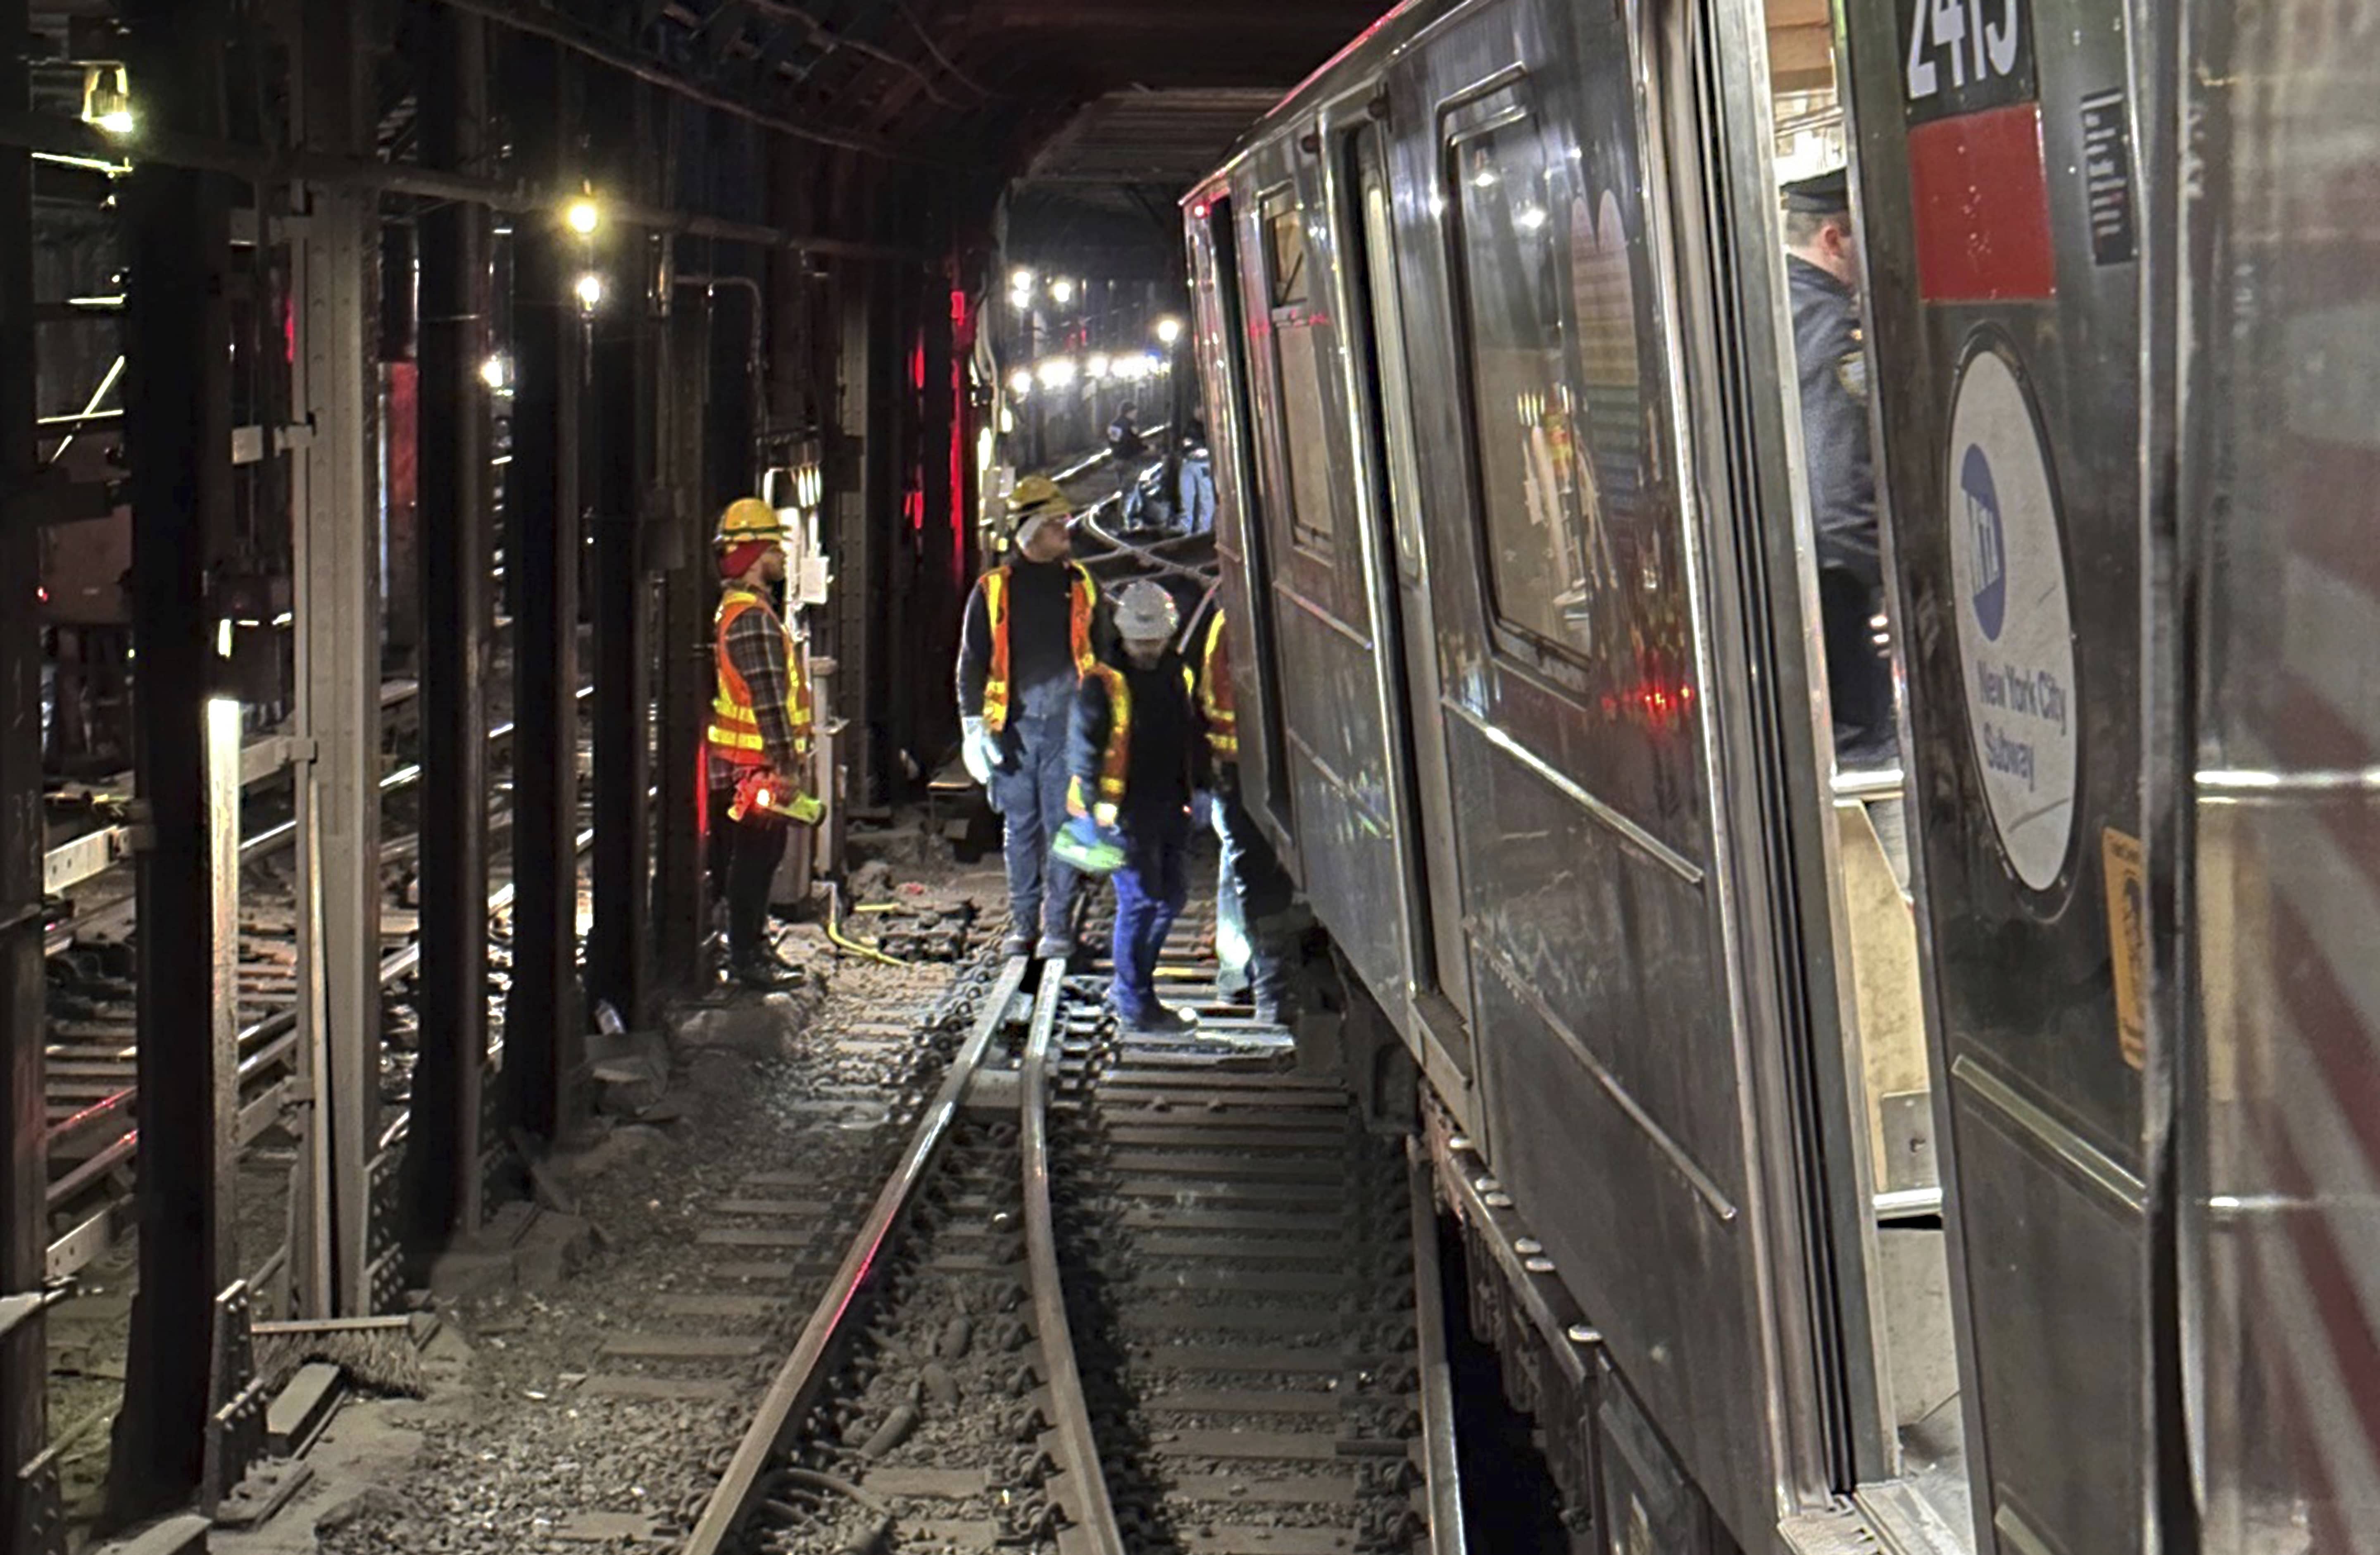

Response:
(1334, 114), (1479, 1101)
(1837, 0), (2158, 1551)
(1188, 191), (1297, 874)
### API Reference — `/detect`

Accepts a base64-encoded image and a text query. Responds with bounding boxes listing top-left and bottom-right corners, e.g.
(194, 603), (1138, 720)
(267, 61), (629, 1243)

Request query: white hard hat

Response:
(1113, 579), (1179, 643)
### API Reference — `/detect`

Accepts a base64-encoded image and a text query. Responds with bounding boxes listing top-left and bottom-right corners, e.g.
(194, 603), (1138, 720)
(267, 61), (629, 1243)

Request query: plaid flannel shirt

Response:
(710, 591), (810, 790)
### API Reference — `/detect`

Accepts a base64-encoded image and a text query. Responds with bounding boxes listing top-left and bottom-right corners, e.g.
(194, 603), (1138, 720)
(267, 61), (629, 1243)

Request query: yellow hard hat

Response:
(714, 497), (785, 547)
(1009, 475), (1070, 524)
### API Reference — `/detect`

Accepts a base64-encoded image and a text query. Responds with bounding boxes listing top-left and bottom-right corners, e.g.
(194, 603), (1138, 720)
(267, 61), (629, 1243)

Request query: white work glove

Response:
(961, 717), (1001, 786)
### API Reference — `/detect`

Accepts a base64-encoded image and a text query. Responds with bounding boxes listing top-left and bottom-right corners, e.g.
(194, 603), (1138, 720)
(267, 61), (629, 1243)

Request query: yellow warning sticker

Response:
(2102, 827), (2148, 1071)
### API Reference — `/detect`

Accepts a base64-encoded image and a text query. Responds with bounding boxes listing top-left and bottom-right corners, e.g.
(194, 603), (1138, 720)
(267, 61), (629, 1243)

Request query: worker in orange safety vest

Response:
(709, 498), (817, 991)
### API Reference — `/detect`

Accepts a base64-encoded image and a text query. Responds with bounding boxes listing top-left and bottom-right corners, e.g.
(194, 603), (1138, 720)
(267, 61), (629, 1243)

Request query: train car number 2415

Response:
(1900, 0), (2037, 121)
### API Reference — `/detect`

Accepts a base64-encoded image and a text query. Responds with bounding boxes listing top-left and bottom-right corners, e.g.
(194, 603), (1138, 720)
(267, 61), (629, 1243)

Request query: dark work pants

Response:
(1211, 786), (1288, 1008)
(988, 707), (1079, 940)
(1110, 807), (1191, 1022)
(709, 784), (788, 963)
(1819, 567), (1899, 769)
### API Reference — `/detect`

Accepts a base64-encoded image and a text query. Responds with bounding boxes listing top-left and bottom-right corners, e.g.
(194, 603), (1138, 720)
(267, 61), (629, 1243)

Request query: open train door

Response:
(1837, 2), (2166, 1551)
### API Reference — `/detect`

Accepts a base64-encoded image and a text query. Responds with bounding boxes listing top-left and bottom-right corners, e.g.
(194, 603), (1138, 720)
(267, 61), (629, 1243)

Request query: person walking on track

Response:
(957, 475), (1102, 959)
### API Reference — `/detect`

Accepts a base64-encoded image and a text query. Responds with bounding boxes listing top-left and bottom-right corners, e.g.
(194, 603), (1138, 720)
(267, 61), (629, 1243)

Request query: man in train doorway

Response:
(1191, 592), (1289, 1023)
(1071, 580), (1206, 1035)
(709, 499), (819, 991)
(1783, 167), (1899, 769)
(957, 475), (1102, 959)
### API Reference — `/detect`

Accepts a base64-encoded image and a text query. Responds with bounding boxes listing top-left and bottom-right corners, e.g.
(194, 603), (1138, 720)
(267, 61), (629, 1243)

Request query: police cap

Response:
(1782, 167), (1851, 216)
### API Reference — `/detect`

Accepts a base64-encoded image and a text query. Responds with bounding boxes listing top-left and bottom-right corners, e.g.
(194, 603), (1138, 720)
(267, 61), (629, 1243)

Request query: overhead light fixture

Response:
(575, 272), (606, 311)
(81, 65), (133, 136)
(1086, 353), (1111, 380)
(1038, 358), (1076, 389)
(1050, 278), (1075, 305)
(1011, 267), (1035, 292)
(480, 354), (510, 390)
(1007, 367), (1033, 396)
(566, 195), (602, 236)
(1154, 316), (1184, 346)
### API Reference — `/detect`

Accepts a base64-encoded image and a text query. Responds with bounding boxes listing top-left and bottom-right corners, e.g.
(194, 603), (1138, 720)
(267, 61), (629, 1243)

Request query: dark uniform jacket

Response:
(1789, 255), (1880, 592)
(1068, 647), (1204, 826)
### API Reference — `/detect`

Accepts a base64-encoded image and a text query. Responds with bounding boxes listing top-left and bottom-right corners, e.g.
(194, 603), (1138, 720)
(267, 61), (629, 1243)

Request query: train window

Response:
(1446, 105), (1603, 671)
(1260, 194), (1338, 560)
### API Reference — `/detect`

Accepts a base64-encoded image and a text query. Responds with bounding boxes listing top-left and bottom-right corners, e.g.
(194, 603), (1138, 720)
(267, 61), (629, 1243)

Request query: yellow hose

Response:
(825, 886), (911, 967)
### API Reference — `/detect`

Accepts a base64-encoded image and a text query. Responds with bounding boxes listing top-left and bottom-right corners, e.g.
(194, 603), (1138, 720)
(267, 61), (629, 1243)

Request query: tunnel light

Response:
(1038, 358), (1077, 390)
(1007, 367), (1034, 397)
(1011, 267), (1035, 292)
(1050, 277), (1075, 305)
(1154, 316), (1183, 347)
(1515, 206), (1549, 233)
(82, 66), (134, 136)
(566, 196), (602, 236)
(480, 354), (511, 390)
(575, 272), (606, 311)
(1086, 353), (1111, 380)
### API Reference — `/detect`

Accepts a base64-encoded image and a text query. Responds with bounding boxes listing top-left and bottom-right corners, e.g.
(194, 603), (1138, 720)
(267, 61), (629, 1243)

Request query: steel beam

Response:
(109, 0), (236, 1519)
(406, 5), (493, 1248)
(0, 0), (59, 1544)
(291, 0), (386, 1319)
(653, 258), (715, 987)
(502, 35), (583, 1142)
(588, 83), (655, 1018)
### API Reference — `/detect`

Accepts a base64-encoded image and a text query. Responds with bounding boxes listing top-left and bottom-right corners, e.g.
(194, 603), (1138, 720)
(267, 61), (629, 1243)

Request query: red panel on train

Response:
(1907, 103), (2058, 302)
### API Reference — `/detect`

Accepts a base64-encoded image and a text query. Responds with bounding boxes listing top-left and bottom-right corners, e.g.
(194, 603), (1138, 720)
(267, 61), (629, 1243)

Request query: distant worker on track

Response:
(958, 475), (1101, 960)
(709, 498), (819, 991)
(1107, 403), (1149, 504)
(1192, 594), (1288, 1022)
(1070, 580), (1206, 1036)
(1783, 167), (1898, 769)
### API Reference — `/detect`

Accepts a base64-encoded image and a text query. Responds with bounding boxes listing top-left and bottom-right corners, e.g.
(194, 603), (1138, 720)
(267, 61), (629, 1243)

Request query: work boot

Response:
(1035, 933), (1074, 962)
(733, 955), (797, 992)
(1000, 930), (1034, 959)
(1118, 1003), (1196, 1038)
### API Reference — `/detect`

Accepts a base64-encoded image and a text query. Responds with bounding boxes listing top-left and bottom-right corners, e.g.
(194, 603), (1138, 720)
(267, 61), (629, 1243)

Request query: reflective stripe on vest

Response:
(981, 563), (1099, 733)
(710, 588), (811, 765)
(1199, 608), (1238, 760)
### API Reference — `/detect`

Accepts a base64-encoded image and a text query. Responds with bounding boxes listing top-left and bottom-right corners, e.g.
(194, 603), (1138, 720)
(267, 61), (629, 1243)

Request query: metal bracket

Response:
(200, 1282), (268, 1516)
(12, 1443), (64, 1555)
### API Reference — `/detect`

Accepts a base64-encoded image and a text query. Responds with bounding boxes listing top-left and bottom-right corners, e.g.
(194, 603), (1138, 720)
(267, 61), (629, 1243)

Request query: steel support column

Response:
(653, 255), (714, 986)
(407, 6), (493, 1248)
(291, 0), (385, 1318)
(588, 83), (654, 1018)
(109, 0), (235, 1518)
(503, 36), (582, 1141)
(0, 0), (58, 1543)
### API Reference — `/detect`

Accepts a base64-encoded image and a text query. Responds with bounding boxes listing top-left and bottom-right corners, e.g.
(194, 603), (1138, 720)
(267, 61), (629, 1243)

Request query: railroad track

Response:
(678, 905), (1460, 1553)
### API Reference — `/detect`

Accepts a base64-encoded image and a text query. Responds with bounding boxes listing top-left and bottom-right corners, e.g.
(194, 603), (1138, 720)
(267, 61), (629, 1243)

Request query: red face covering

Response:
(720, 540), (772, 580)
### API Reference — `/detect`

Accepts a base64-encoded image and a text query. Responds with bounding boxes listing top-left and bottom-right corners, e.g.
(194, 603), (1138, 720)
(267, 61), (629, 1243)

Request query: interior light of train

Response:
(1007, 368), (1034, 396)
(1154, 317), (1184, 346)
(574, 272), (605, 311)
(1471, 167), (1499, 188)
(565, 196), (602, 236)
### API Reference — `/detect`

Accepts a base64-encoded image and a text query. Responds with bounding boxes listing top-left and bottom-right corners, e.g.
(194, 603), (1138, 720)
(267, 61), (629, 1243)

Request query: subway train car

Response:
(1185, 1), (2380, 1553)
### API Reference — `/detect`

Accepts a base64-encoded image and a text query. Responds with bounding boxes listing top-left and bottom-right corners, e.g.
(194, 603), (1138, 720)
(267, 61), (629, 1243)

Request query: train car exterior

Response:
(1188, 1), (2380, 1553)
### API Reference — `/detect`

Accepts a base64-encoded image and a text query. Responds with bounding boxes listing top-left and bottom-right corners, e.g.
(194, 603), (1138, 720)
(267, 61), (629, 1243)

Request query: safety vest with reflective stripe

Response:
(1069, 660), (1197, 828)
(710, 587), (812, 768)
(981, 562), (1098, 733)
(1198, 608), (1237, 762)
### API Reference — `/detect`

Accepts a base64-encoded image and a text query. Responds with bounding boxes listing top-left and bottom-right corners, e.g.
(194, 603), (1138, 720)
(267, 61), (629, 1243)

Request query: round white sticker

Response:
(1944, 342), (2077, 892)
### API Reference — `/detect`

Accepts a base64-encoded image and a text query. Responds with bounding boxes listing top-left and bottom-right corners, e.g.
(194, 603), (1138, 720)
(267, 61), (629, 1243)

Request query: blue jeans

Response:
(1179, 459), (1216, 535)
(1110, 810), (1190, 1022)
(989, 707), (1079, 940)
(1212, 788), (1288, 1007)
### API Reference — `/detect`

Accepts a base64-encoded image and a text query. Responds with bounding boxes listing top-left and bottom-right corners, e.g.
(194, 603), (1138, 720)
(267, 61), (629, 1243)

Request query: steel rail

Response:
(1407, 1143), (1469, 1555)
(681, 953), (1034, 1555)
(1021, 965), (1128, 1554)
